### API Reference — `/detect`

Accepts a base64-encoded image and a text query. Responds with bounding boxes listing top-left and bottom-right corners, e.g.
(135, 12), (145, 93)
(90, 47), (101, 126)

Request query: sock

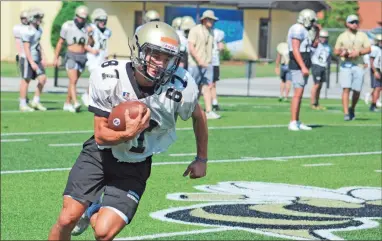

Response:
(212, 99), (218, 105)
(33, 96), (40, 103)
(19, 98), (27, 106)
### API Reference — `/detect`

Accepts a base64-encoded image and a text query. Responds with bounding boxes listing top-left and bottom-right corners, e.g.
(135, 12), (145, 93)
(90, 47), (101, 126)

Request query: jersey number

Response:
(101, 60), (118, 68)
(99, 39), (107, 50)
(73, 37), (86, 45)
(129, 120), (158, 154)
(165, 88), (182, 102)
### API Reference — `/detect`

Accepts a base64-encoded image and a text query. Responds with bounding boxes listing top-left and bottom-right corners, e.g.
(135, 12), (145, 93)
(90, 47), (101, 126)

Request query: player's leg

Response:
(91, 157), (152, 240)
(279, 70), (286, 102)
(48, 136), (105, 239)
(289, 70), (310, 131)
(31, 62), (47, 111)
(19, 57), (34, 112)
(370, 70), (382, 111)
(339, 67), (352, 120)
(203, 65), (220, 119)
(284, 70), (292, 101)
(211, 66), (220, 111)
(349, 66), (364, 119)
(315, 68), (327, 110)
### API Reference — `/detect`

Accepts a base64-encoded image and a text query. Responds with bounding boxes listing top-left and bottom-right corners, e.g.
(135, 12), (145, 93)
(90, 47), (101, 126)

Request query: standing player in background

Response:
(172, 16), (187, 68)
(275, 42), (291, 102)
(53, 5), (95, 113)
(48, 22), (208, 240)
(369, 34), (382, 112)
(19, 8), (48, 112)
(211, 27), (225, 111)
(179, 16), (196, 70)
(310, 29), (332, 110)
(287, 9), (319, 131)
(334, 14), (371, 121)
(135, 10), (160, 33)
(13, 10), (29, 67)
(82, 8), (112, 107)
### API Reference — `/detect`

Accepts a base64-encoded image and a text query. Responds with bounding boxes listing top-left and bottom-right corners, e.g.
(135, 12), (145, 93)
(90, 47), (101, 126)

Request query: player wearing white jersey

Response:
(18, 8), (48, 112)
(211, 28), (225, 111)
(82, 8), (112, 107)
(48, 22), (208, 241)
(53, 5), (95, 113)
(369, 34), (382, 112)
(13, 10), (29, 64)
(178, 16), (196, 70)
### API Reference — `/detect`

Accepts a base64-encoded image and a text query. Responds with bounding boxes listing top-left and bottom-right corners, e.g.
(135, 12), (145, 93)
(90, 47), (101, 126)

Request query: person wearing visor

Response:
(334, 14), (371, 121)
(287, 9), (320, 131)
(48, 22), (208, 240)
(310, 29), (332, 110)
(135, 9), (160, 33)
(369, 34), (382, 112)
(188, 10), (221, 119)
(53, 5), (95, 113)
(82, 8), (112, 107)
(19, 8), (48, 112)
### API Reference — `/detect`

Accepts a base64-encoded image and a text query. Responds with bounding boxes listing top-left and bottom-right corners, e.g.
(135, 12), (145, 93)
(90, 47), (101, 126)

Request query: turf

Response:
(1, 92), (381, 240)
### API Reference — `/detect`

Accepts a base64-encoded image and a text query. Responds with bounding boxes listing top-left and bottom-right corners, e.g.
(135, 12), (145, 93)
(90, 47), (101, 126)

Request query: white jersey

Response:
(370, 45), (381, 69)
(89, 59), (199, 162)
(311, 43), (331, 67)
(287, 23), (313, 70)
(212, 28), (225, 66)
(176, 30), (188, 53)
(20, 25), (43, 61)
(60, 20), (91, 46)
(13, 24), (27, 56)
(87, 24), (112, 72)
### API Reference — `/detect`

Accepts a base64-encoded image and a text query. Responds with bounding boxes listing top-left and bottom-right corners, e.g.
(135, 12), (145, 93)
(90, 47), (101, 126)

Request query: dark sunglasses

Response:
(349, 20), (359, 24)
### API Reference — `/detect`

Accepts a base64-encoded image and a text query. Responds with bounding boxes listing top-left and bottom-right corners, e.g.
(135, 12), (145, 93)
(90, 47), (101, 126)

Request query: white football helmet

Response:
(297, 9), (317, 29)
(180, 16), (196, 31)
(91, 8), (107, 22)
(75, 5), (89, 19)
(27, 8), (44, 25)
(172, 17), (182, 30)
(144, 10), (160, 23)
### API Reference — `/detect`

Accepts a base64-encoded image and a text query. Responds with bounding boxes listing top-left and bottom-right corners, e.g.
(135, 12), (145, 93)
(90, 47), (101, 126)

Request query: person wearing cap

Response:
(369, 33), (382, 112)
(18, 7), (48, 112)
(82, 8), (112, 107)
(275, 42), (291, 102)
(53, 5), (95, 113)
(334, 14), (371, 121)
(135, 10), (160, 33)
(310, 28), (332, 110)
(188, 10), (220, 119)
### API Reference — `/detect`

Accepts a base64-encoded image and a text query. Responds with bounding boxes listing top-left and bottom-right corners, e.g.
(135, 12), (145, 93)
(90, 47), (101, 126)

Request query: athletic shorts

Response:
(339, 64), (364, 92)
(280, 64), (291, 82)
(311, 64), (327, 84)
(371, 69), (382, 88)
(63, 136), (152, 224)
(19, 57), (45, 80)
(290, 70), (309, 88)
(65, 51), (88, 73)
(213, 66), (220, 82)
(188, 65), (213, 86)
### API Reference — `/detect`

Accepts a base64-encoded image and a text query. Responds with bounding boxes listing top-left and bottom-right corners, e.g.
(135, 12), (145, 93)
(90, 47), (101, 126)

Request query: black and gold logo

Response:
(151, 182), (382, 240)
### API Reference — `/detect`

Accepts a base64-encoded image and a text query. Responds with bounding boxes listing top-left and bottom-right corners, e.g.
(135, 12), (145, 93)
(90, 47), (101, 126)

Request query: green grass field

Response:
(1, 92), (381, 240)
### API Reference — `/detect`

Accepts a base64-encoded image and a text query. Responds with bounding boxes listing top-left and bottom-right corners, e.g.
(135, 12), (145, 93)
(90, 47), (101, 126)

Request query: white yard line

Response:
(2, 151), (380, 175)
(169, 153), (196, 157)
(115, 227), (231, 240)
(48, 143), (83, 147)
(303, 163), (333, 167)
(1, 138), (30, 142)
(375, 170), (382, 173)
(1, 124), (380, 137)
(1, 110), (63, 113)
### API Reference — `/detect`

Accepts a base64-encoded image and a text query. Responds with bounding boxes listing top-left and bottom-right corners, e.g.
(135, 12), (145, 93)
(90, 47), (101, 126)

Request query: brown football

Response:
(108, 101), (148, 131)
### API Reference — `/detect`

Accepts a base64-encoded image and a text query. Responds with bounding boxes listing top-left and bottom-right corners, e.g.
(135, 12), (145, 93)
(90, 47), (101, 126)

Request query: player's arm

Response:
(291, 39), (308, 72)
(39, 45), (47, 67)
(275, 53), (281, 74)
(23, 41), (38, 71)
(53, 37), (64, 67)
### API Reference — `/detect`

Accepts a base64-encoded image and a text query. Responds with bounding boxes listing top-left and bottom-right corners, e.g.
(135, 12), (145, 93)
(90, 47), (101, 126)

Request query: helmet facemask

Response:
(132, 38), (182, 87)
(30, 14), (44, 26)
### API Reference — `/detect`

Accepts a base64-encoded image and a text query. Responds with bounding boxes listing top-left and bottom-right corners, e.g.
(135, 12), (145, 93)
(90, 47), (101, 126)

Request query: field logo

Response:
(150, 182), (382, 240)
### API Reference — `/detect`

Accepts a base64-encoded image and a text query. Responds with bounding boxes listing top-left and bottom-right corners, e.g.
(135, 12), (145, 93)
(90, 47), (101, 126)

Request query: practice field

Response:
(1, 92), (381, 240)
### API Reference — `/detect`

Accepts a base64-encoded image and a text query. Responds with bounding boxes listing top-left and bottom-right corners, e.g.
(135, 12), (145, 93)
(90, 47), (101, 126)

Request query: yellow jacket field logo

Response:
(150, 182), (382, 240)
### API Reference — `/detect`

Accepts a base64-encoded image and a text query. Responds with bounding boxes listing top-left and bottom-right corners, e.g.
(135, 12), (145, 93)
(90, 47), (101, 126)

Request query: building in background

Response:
(1, 1), (330, 63)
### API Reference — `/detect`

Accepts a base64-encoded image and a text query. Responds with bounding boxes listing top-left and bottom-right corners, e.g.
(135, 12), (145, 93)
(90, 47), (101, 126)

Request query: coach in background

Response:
(188, 10), (220, 119)
(334, 15), (371, 121)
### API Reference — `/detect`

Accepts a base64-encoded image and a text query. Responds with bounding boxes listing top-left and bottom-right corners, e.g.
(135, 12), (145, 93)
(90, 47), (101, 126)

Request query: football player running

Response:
(82, 8), (112, 107)
(48, 22), (208, 241)
(53, 5), (95, 113)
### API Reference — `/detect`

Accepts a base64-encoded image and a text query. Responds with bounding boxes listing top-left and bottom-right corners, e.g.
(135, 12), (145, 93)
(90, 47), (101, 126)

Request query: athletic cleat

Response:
(206, 111), (221, 119)
(63, 103), (76, 113)
(19, 105), (35, 112)
(74, 102), (81, 113)
(298, 121), (312, 131)
(212, 104), (220, 111)
(344, 114), (351, 121)
(348, 108), (355, 120)
(71, 213), (90, 236)
(288, 121), (300, 131)
(30, 101), (47, 111)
